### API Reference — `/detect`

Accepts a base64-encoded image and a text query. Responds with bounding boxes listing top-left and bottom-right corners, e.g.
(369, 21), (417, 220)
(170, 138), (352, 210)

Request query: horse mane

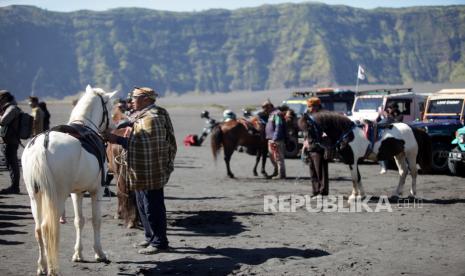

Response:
(301, 111), (354, 141)
(69, 90), (98, 123)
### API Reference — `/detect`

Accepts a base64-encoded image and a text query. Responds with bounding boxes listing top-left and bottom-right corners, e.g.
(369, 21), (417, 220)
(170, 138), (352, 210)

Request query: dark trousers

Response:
(4, 143), (20, 190)
(135, 188), (168, 248)
(308, 151), (328, 196)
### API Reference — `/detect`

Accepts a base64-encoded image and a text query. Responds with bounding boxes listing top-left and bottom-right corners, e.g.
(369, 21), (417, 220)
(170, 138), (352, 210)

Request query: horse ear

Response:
(108, 90), (119, 100)
(86, 84), (93, 94)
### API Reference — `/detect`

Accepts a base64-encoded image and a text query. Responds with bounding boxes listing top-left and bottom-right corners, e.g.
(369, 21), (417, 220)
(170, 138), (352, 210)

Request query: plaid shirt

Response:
(127, 104), (177, 191)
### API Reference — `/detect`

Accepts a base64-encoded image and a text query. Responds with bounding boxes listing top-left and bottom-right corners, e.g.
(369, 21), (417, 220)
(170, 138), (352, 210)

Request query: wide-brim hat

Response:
(132, 86), (158, 100)
(262, 99), (274, 108)
(307, 97), (321, 107)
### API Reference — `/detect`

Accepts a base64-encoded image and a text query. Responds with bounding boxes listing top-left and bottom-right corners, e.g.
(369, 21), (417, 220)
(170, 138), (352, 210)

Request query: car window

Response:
(386, 99), (412, 115)
(353, 97), (383, 112)
(427, 99), (464, 114)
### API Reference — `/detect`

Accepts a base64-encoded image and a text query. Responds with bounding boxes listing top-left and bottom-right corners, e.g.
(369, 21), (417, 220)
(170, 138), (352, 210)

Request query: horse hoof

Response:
(253, 172), (258, 177)
(228, 174), (235, 178)
(95, 254), (109, 263)
(390, 195), (400, 201)
(72, 255), (83, 262)
(37, 268), (47, 275)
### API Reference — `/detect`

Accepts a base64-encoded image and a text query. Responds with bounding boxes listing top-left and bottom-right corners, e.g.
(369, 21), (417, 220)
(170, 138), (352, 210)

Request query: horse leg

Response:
(71, 193), (84, 262)
(348, 163), (361, 203)
(393, 152), (408, 198)
(253, 152), (260, 176)
(224, 146), (235, 178)
(127, 192), (139, 229)
(260, 147), (268, 177)
(407, 152), (418, 197)
(31, 196), (47, 275)
(90, 191), (107, 262)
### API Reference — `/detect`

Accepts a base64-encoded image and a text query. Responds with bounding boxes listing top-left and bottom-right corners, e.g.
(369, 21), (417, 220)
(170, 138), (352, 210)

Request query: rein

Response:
(69, 92), (109, 135)
(305, 115), (356, 150)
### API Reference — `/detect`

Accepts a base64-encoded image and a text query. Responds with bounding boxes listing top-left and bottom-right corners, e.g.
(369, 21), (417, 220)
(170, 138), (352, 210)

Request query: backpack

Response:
(18, 112), (33, 139)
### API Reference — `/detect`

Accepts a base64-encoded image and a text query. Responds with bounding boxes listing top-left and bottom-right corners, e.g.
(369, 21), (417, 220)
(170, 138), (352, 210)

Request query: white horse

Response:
(22, 85), (118, 275)
(298, 111), (431, 202)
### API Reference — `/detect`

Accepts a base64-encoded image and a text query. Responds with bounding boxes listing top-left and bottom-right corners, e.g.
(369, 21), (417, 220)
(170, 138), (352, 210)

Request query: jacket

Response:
(0, 102), (21, 145)
(127, 104), (177, 191)
(265, 109), (286, 141)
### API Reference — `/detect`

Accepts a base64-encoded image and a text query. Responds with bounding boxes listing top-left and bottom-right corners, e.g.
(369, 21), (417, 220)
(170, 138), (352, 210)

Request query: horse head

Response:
(69, 85), (119, 134)
(299, 111), (356, 160)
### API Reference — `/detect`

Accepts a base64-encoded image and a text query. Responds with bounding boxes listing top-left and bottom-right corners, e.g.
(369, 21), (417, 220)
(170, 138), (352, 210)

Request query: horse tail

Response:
(24, 141), (60, 273)
(210, 124), (223, 161)
(411, 126), (432, 173)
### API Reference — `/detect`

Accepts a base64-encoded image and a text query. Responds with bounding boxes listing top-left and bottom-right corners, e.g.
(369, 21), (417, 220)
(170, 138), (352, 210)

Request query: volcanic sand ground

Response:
(1, 86), (465, 275)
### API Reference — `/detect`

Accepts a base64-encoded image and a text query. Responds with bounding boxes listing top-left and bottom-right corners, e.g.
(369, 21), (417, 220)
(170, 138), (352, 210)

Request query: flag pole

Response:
(355, 65), (360, 93)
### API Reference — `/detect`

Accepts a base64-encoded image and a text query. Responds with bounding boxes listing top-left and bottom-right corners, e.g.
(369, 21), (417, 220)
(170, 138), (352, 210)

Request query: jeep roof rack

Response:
(292, 88), (354, 98)
(436, 88), (465, 94)
(356, 87), (413, 96)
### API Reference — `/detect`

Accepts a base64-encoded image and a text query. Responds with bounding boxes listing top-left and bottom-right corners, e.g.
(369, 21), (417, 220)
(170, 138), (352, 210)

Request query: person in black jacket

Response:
(38, 101), (51, 130)
(0, 90), (21, 194)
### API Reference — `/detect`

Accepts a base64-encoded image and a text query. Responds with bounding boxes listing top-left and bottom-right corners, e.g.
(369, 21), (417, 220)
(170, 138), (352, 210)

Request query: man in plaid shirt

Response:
(106, 86), (177, 254)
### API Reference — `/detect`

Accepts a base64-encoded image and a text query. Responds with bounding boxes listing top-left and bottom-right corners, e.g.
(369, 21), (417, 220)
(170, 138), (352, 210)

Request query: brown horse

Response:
(211, 118), (269, 178)
(106, 109), (139, 228)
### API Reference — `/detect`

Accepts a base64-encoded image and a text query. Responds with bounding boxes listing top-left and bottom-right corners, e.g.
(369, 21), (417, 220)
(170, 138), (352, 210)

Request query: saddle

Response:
(361, 120), (394, 150)
(237, 118), (260, 136)
(33, 124), (107, 187)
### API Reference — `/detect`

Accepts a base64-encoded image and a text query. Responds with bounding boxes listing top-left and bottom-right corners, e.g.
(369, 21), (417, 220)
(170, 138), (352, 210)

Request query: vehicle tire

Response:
(284, 136), (300, 158)
(447, 147), (465, 176)
(431, 143), (450, 173)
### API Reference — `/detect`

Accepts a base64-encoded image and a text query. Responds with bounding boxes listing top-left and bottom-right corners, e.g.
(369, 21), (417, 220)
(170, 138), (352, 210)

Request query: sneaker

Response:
(137, 245), (169, 255)
(134, 240), (150, 248)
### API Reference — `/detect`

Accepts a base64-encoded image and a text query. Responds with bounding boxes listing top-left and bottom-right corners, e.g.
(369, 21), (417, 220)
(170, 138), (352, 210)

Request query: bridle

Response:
(71, 92), (110, 134)
(305, 114), (356, 151)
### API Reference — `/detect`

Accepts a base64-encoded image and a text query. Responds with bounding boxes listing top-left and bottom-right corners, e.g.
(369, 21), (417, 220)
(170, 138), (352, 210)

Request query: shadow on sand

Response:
(168, 210), (272, 237)
(0, 202), (31, 245)
(117, 246), (330, 275)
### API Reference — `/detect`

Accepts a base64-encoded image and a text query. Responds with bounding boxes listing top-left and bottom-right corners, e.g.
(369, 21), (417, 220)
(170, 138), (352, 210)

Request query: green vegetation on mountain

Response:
(0, 4), (464, 99)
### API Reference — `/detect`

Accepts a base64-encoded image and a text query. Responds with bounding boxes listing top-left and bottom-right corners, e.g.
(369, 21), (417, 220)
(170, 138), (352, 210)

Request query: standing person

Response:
(106, 87), (177, 254)
(301, 97), (328, 197)
(265, 100), (286, 179)
(377, 102), (404, 174)
(29, 96), (45, 136)
(0, 90), (21, 194)
(38, 101), (51, 130)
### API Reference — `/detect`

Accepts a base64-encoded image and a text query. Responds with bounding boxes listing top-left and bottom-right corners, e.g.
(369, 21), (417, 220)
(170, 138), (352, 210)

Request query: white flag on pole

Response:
(357, 65), (366, 80)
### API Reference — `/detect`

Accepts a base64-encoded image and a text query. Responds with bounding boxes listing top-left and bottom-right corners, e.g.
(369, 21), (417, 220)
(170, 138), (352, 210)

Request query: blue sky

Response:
(0, 0), (464, 12)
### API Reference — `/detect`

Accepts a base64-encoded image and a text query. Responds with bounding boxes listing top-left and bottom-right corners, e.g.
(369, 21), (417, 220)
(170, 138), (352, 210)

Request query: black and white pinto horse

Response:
(299, 111), (432, 202)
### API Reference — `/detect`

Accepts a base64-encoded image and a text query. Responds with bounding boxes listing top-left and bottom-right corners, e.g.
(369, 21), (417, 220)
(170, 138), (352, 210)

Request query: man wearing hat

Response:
(29, 96), (45, 136)
(106, 86), (177, 254)
(302, 97), (329, 197)
(0, 90), (22, 194)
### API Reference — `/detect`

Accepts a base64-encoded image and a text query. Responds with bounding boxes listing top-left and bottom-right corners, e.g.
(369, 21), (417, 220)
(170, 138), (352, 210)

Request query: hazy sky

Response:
(0, 0), (464, 12)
